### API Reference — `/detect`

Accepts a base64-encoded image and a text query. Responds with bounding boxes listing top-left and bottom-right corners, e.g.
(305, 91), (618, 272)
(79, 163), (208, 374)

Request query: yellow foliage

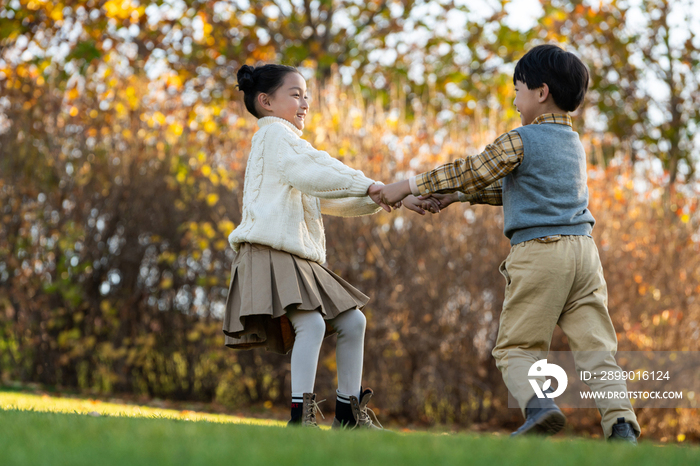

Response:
(154, 112), (166, 126)
(218, 220), (235, 233)
(126, 86), (138, 109)
(204, 120), (217, 134)
(26, 0), (43, 11)
(168, 122), (183, 136)
(202, 222), (216, 239)
(166, 74), (182, 89)
(206, 193), (219, 206)
(352, 115), (362, 129)
(49, 5), (63, 21)
(158, 251), (176, 265)
(104, 0), (135, 20)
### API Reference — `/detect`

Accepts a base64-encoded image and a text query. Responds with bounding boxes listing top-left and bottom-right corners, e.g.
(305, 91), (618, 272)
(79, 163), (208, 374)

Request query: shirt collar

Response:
(532, 113), (573, 128)
(258, 116), (303, 137)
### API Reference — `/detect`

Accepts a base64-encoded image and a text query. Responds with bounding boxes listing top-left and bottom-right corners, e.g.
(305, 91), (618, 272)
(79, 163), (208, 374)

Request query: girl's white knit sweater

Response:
(228, 116), (381, 264)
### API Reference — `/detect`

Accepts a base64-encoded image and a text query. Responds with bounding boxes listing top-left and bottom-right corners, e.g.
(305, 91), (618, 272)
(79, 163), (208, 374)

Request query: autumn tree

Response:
(540, 0), (700, 188)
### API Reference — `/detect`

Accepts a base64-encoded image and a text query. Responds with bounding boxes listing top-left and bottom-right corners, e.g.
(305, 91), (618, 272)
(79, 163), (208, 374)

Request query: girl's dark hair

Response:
(513, 44), (590, 112)
(236, 64), (300, 118)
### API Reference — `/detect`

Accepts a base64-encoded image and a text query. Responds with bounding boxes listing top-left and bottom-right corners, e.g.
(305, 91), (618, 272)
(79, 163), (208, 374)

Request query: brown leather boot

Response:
(331, 388), (383, 430)
(294, 393), (324, 428)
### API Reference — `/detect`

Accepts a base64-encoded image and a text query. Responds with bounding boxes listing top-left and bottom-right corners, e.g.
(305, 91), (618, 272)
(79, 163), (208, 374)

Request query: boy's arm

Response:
(457, 179), (503, 206)
(378, 131), (522, 205)
(422, 180), (502, 210)
(413, 131), (522, 196)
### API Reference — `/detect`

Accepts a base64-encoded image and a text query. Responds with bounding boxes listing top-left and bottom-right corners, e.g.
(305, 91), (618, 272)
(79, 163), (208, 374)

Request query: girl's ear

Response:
(538, 83), (550, 103)
(257, 93), (272, 112)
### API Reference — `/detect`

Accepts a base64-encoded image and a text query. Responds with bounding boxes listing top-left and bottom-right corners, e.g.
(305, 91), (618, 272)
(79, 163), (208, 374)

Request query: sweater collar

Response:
(532, 113), (572, 127)
(258, 116), (303, 137)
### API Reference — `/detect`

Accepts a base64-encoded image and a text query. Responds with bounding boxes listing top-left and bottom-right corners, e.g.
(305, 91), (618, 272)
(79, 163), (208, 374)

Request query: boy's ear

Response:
(538, 83), (550, 103)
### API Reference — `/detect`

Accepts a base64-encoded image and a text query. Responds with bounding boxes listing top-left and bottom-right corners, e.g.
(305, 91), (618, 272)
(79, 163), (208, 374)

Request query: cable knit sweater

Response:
(228, 116), (381, 264)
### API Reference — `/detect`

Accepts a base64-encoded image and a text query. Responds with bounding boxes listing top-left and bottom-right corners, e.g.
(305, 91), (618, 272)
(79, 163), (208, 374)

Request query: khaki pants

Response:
(492, 235), (640, 438)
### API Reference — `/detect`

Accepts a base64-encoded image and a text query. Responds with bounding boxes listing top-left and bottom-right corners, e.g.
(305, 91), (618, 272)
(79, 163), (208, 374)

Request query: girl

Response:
(225, 63), (436, 429)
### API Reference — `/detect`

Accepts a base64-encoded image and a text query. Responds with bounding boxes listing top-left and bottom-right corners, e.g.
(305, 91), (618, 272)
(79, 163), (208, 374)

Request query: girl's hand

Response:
(368, 183), (392, 212)
(403, 195), (440, 215)
(378, 179), (412, 206)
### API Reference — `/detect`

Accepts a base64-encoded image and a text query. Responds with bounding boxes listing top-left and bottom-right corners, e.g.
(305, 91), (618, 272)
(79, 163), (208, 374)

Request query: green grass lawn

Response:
(1, 391), (699, 466)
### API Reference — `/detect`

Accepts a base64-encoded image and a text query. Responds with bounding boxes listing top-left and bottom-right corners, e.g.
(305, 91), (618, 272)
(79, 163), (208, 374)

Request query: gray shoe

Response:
(288, 393), (325, 428)
(331, 388), (383, 430)
(511, 390), (566, 437)
(608, 417), (638, 445)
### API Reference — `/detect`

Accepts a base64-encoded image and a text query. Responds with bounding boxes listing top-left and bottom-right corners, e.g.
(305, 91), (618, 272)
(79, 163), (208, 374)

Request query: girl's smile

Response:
(261, 72), (309, 130)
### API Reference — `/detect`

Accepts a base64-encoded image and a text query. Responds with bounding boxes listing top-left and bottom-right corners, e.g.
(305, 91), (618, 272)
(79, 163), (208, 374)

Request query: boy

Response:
(378, 44), (640, 443)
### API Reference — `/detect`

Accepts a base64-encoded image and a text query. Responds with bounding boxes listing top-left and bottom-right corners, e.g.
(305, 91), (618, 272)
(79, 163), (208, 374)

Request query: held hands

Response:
(377, 179), (412, 206)
(403, 195), (440, 215)
(418, 192), (460, 210)
(369, 181), (460, 214)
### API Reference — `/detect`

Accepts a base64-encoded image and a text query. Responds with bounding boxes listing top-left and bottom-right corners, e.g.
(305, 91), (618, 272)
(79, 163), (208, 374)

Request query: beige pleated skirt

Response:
(222, 243), (370, 354)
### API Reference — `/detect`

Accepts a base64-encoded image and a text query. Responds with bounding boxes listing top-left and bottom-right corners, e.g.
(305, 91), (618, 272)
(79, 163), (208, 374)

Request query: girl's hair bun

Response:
(236, 65), (256, 93)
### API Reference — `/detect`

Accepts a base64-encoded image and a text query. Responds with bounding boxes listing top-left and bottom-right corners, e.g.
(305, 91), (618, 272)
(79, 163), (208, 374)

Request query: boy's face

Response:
(264, 72), (309, 130)
(513, 80), (541, 126)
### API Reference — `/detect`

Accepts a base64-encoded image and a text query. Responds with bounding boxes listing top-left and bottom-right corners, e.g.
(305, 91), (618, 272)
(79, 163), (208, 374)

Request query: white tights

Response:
(287, 308), (365, 399)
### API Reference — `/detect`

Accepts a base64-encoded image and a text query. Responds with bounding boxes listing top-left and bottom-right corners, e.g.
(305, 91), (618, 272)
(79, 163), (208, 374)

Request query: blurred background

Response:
(1, 0), (700, 442)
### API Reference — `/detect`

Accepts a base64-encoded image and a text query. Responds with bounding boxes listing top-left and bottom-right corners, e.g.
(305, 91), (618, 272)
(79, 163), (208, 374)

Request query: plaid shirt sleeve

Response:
(414, 130), (524, 198)
(457, 179), (503, 205)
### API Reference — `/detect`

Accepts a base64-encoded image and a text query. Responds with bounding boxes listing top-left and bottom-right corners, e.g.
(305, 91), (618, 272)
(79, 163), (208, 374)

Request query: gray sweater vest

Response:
(502, 123), (595, 246)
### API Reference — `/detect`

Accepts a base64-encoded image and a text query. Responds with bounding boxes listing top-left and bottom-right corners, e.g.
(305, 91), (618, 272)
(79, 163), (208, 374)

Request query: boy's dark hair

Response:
(236, 64), (300, 118)
(513, 44), (589, 112)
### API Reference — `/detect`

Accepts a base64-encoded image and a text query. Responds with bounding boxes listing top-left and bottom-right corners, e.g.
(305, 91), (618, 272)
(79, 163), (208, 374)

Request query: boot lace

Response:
(303, 398), (325, 427)
(353, 397), (383, 430)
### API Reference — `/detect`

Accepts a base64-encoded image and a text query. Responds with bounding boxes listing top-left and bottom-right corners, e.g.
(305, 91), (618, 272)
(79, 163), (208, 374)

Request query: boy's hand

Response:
(419, 192), (460, 210)
(378, 179), (412, 206)
(367, 183), (392, 212)
(403, 195), (440, 215)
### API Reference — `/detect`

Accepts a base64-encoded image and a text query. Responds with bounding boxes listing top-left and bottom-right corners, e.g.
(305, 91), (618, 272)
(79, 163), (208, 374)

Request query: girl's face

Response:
(263, 72), (309, 130)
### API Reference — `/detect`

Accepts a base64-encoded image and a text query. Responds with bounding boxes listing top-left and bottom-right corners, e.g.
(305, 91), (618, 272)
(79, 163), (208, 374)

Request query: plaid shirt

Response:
(410, 114), (573, 205)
